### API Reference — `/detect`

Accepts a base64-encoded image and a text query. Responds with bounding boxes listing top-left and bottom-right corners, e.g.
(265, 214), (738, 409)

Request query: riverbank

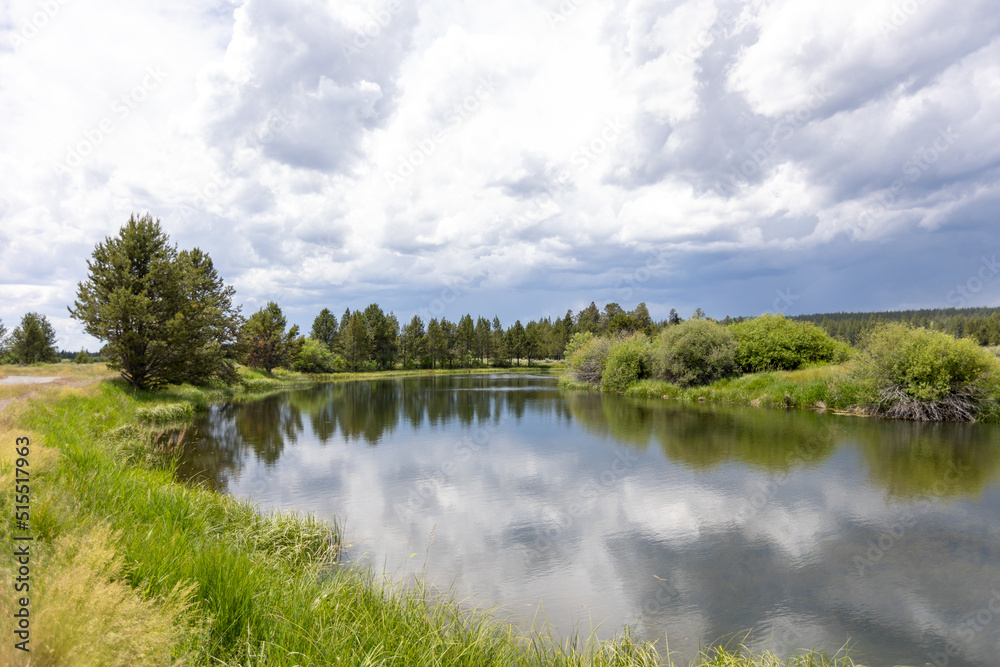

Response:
(559, 361), (1000, 423)
(622, 364), (854, 410)
(1, 364), (861, 665)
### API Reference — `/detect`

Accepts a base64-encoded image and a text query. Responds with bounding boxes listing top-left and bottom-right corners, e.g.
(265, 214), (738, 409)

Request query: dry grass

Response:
(0, 362), (113, 381)
(0, 526), (197, 667)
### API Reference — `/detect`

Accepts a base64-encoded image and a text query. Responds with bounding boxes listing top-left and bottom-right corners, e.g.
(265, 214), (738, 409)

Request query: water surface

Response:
(176, 374), (1000, 666)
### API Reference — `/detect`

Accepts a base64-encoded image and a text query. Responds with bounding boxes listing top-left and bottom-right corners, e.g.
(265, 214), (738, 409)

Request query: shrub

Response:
(292, 338), (340, 374)
(566, 335), (612, 385)
(74, 351), (92, 364)
(730, 313), (840, 372)
(563, 331), (594, 359)
(654, 319), (737, 387)
(849, 323), (1000, 421)
(602, 334), (654, 392)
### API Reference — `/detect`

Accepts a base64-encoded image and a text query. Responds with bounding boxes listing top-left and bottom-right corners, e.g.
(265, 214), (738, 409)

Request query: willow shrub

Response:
(566, 335), (613, 385)
(730, 313), (844, 373)
(849, 323), (1000, 421)
(654, 319), (737, 387)
(602, 334), (654, 393)
(292, 338), (343, 373)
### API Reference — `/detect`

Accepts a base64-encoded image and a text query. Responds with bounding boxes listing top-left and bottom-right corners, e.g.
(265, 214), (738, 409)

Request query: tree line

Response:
(291, 298), (659, 374)
(63, 214), (665, 389)
(12, 213), (998, 390)
(788, 307), (1000, 346)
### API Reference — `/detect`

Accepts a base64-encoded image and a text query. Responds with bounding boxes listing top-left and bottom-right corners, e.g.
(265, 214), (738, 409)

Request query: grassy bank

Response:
(622, 365), (857, 411)
(1, 365), (862, 666)
(563, 319), (1000, 422)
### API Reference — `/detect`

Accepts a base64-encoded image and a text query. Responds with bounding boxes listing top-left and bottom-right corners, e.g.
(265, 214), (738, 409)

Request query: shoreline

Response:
(1, 363), (861, 666)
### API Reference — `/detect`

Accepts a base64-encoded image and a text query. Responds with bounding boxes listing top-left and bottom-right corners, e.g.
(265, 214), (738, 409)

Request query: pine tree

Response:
(311, 308), (339, 351)
(240, 302), (300, 373)
(9, 313), (59, 364)
(69, 213), (241, 388)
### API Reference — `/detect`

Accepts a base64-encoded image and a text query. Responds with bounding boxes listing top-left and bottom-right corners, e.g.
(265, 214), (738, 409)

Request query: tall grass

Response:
(625, 365), (853, 412)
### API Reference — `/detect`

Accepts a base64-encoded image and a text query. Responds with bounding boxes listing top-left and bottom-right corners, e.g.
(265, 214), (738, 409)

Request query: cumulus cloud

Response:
(1, 0), (999, 349)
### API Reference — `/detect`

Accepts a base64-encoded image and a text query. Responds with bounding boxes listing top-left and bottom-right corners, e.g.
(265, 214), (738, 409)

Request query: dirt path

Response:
(0, 376), (61, 385)
(0, 374), (117, 413)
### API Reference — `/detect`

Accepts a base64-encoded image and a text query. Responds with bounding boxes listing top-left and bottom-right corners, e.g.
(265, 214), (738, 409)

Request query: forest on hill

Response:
(788, 307), (1000, 346)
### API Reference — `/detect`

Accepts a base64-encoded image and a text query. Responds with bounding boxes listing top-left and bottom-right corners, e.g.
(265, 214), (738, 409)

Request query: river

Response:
(175, 373), (1000, 666)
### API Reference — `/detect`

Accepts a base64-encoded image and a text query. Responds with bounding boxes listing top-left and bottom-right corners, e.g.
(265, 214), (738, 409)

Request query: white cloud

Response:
(2, 0), (1000, 349)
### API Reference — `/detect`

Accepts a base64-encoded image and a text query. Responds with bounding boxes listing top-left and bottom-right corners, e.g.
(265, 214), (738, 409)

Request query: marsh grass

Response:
(624, 365), (855, 412)
(0, 367), (864, 666)
(0, 525), (197, 667)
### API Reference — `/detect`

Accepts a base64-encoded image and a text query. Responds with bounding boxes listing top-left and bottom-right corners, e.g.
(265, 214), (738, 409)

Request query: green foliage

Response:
(341, 311), (371, 371)
(363, 303), (399, 371)
(524, 321), (543, 364)
(566, 335), (613, 385)
(400, 315), (426, 368)
(457, 314), (476, 363)
(9, 312), (59, 364)
(602, 335), (653, 392)
(73, 351), (93, 364)
(791, 306), (1000, 346)
(564, 331), (594, 359)
(240, 302), (300, 373)
(135, 402), (196, 424)
(730, 313), (840, 372)
(292, 338), (342, 373)
(507, 320), (527, 363)
(654, 319), (737, 387)
(849, 323), (1000, 420)
(69, 213), (241, 389)
(576, 301), (601, 334)
(310, 308), (339, 351)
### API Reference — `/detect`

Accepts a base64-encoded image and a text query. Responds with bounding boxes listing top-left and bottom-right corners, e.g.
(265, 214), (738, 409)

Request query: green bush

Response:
(566, 335), (612, 385)
(292, 338), (341, 374)
(602, 335), (653, 393)
(74, 351), (93, 364)
(730, 313), (840, 372)
(654, 319), (737, 387)
(563, 331), (594, 359)
(850, 323), (1000, 421)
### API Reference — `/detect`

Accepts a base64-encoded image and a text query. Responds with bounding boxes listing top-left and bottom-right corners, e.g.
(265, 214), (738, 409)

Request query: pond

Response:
(175, 374), (1000, 666)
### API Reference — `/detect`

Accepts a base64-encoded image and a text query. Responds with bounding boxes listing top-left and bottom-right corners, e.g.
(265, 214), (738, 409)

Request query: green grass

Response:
(623, 365), (855, 411)
(0, 365), (866, 666)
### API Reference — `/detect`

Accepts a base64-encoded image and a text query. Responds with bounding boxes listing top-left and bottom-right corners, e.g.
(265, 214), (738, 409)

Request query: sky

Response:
(2, 0), (1000, 352)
